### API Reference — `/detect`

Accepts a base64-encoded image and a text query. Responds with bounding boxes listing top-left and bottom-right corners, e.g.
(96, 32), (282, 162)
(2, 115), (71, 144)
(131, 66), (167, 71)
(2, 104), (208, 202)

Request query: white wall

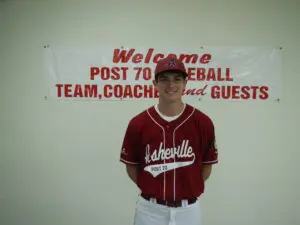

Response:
(1, 0), (299, 225)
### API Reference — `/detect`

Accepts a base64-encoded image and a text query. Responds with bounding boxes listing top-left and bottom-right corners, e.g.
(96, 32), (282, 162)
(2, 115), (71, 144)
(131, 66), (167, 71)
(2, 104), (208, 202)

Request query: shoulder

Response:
(127, 106), (154, 128)
(187, 104), (215, 128)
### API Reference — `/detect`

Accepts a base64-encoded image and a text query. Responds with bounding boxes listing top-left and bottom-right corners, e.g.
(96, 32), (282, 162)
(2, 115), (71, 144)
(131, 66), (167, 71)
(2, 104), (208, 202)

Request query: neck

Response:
(157, 100), (184, 117)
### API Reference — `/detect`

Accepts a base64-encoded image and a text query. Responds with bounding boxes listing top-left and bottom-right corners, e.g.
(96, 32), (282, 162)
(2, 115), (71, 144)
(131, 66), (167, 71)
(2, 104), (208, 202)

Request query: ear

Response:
(152, 79), (157, 86)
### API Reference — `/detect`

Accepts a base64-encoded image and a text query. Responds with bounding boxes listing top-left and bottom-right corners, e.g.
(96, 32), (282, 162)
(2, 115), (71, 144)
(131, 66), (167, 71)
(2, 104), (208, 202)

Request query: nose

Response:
(166, 79), (176, 86)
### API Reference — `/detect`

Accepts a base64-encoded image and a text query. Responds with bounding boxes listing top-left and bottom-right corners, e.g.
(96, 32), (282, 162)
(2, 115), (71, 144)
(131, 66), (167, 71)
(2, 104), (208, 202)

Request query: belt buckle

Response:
(166, 200), (180, 208)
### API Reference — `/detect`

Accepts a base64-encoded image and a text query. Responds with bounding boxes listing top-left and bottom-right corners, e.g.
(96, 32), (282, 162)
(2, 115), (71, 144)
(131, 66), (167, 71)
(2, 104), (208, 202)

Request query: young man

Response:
(120, 55), (218, 225)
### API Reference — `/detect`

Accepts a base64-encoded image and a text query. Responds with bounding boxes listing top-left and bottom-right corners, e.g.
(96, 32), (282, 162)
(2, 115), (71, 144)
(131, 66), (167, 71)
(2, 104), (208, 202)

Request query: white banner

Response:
(43, 45), (282, 102)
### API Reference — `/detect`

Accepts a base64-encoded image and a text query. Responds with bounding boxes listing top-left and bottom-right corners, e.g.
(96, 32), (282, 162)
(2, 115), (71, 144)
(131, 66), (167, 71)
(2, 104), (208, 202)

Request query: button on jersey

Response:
(120, 104), (218, 201)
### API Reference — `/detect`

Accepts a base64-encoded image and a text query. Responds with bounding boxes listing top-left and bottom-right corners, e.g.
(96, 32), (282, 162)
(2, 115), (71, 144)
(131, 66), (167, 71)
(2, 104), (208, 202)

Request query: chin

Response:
(163, 94), (181, 102)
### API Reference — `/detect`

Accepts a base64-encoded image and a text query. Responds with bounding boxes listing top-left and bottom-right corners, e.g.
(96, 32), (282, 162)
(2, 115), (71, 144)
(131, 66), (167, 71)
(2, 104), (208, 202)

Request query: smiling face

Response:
(153, 71), (187, 103)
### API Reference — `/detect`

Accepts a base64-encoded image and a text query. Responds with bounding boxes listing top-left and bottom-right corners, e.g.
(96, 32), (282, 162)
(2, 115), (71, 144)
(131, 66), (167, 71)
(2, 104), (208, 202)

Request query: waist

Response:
(141, 193), (197, 208)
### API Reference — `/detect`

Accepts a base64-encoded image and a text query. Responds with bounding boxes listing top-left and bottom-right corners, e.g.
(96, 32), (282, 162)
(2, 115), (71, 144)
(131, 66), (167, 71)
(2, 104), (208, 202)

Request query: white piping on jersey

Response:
(172, 107), (195, 201)
(146, 109), (166, 200)
(120, 158), (139, 165)
(203, 159), (218, 164)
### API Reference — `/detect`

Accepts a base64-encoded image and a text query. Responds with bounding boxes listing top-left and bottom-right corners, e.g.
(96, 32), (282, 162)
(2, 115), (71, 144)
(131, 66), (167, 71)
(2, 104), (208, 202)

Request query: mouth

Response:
(165, 89), (178, 94)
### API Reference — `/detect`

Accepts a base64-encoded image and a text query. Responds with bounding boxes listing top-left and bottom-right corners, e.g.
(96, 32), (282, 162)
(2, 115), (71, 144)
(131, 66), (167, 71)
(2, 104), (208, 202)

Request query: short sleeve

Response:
(202, 119), (218, 165)
(119, 119), (140, 165)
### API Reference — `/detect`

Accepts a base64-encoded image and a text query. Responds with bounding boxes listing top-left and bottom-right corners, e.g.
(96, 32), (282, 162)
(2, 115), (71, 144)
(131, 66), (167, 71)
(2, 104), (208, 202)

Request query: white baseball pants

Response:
(133, 195), (202, 225)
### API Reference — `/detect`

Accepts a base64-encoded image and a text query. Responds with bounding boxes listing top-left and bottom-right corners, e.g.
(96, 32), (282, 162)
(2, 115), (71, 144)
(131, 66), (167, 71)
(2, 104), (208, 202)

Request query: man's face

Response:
(153, 71), (187, 102)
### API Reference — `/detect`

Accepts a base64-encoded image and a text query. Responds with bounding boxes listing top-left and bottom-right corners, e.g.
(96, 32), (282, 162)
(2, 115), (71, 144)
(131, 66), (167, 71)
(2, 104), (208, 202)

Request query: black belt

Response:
(141, 193), (197, 208)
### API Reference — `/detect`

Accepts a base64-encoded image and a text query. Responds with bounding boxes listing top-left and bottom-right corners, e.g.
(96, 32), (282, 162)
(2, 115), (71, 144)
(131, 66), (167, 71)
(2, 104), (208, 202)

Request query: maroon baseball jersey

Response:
(120, 104), (218, 201)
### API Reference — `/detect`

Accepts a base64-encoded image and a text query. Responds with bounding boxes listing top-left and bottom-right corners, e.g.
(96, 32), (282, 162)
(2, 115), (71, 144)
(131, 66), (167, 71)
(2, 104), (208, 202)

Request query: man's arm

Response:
(126, 165), (140, 184)
(202, 164), (212, 181)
